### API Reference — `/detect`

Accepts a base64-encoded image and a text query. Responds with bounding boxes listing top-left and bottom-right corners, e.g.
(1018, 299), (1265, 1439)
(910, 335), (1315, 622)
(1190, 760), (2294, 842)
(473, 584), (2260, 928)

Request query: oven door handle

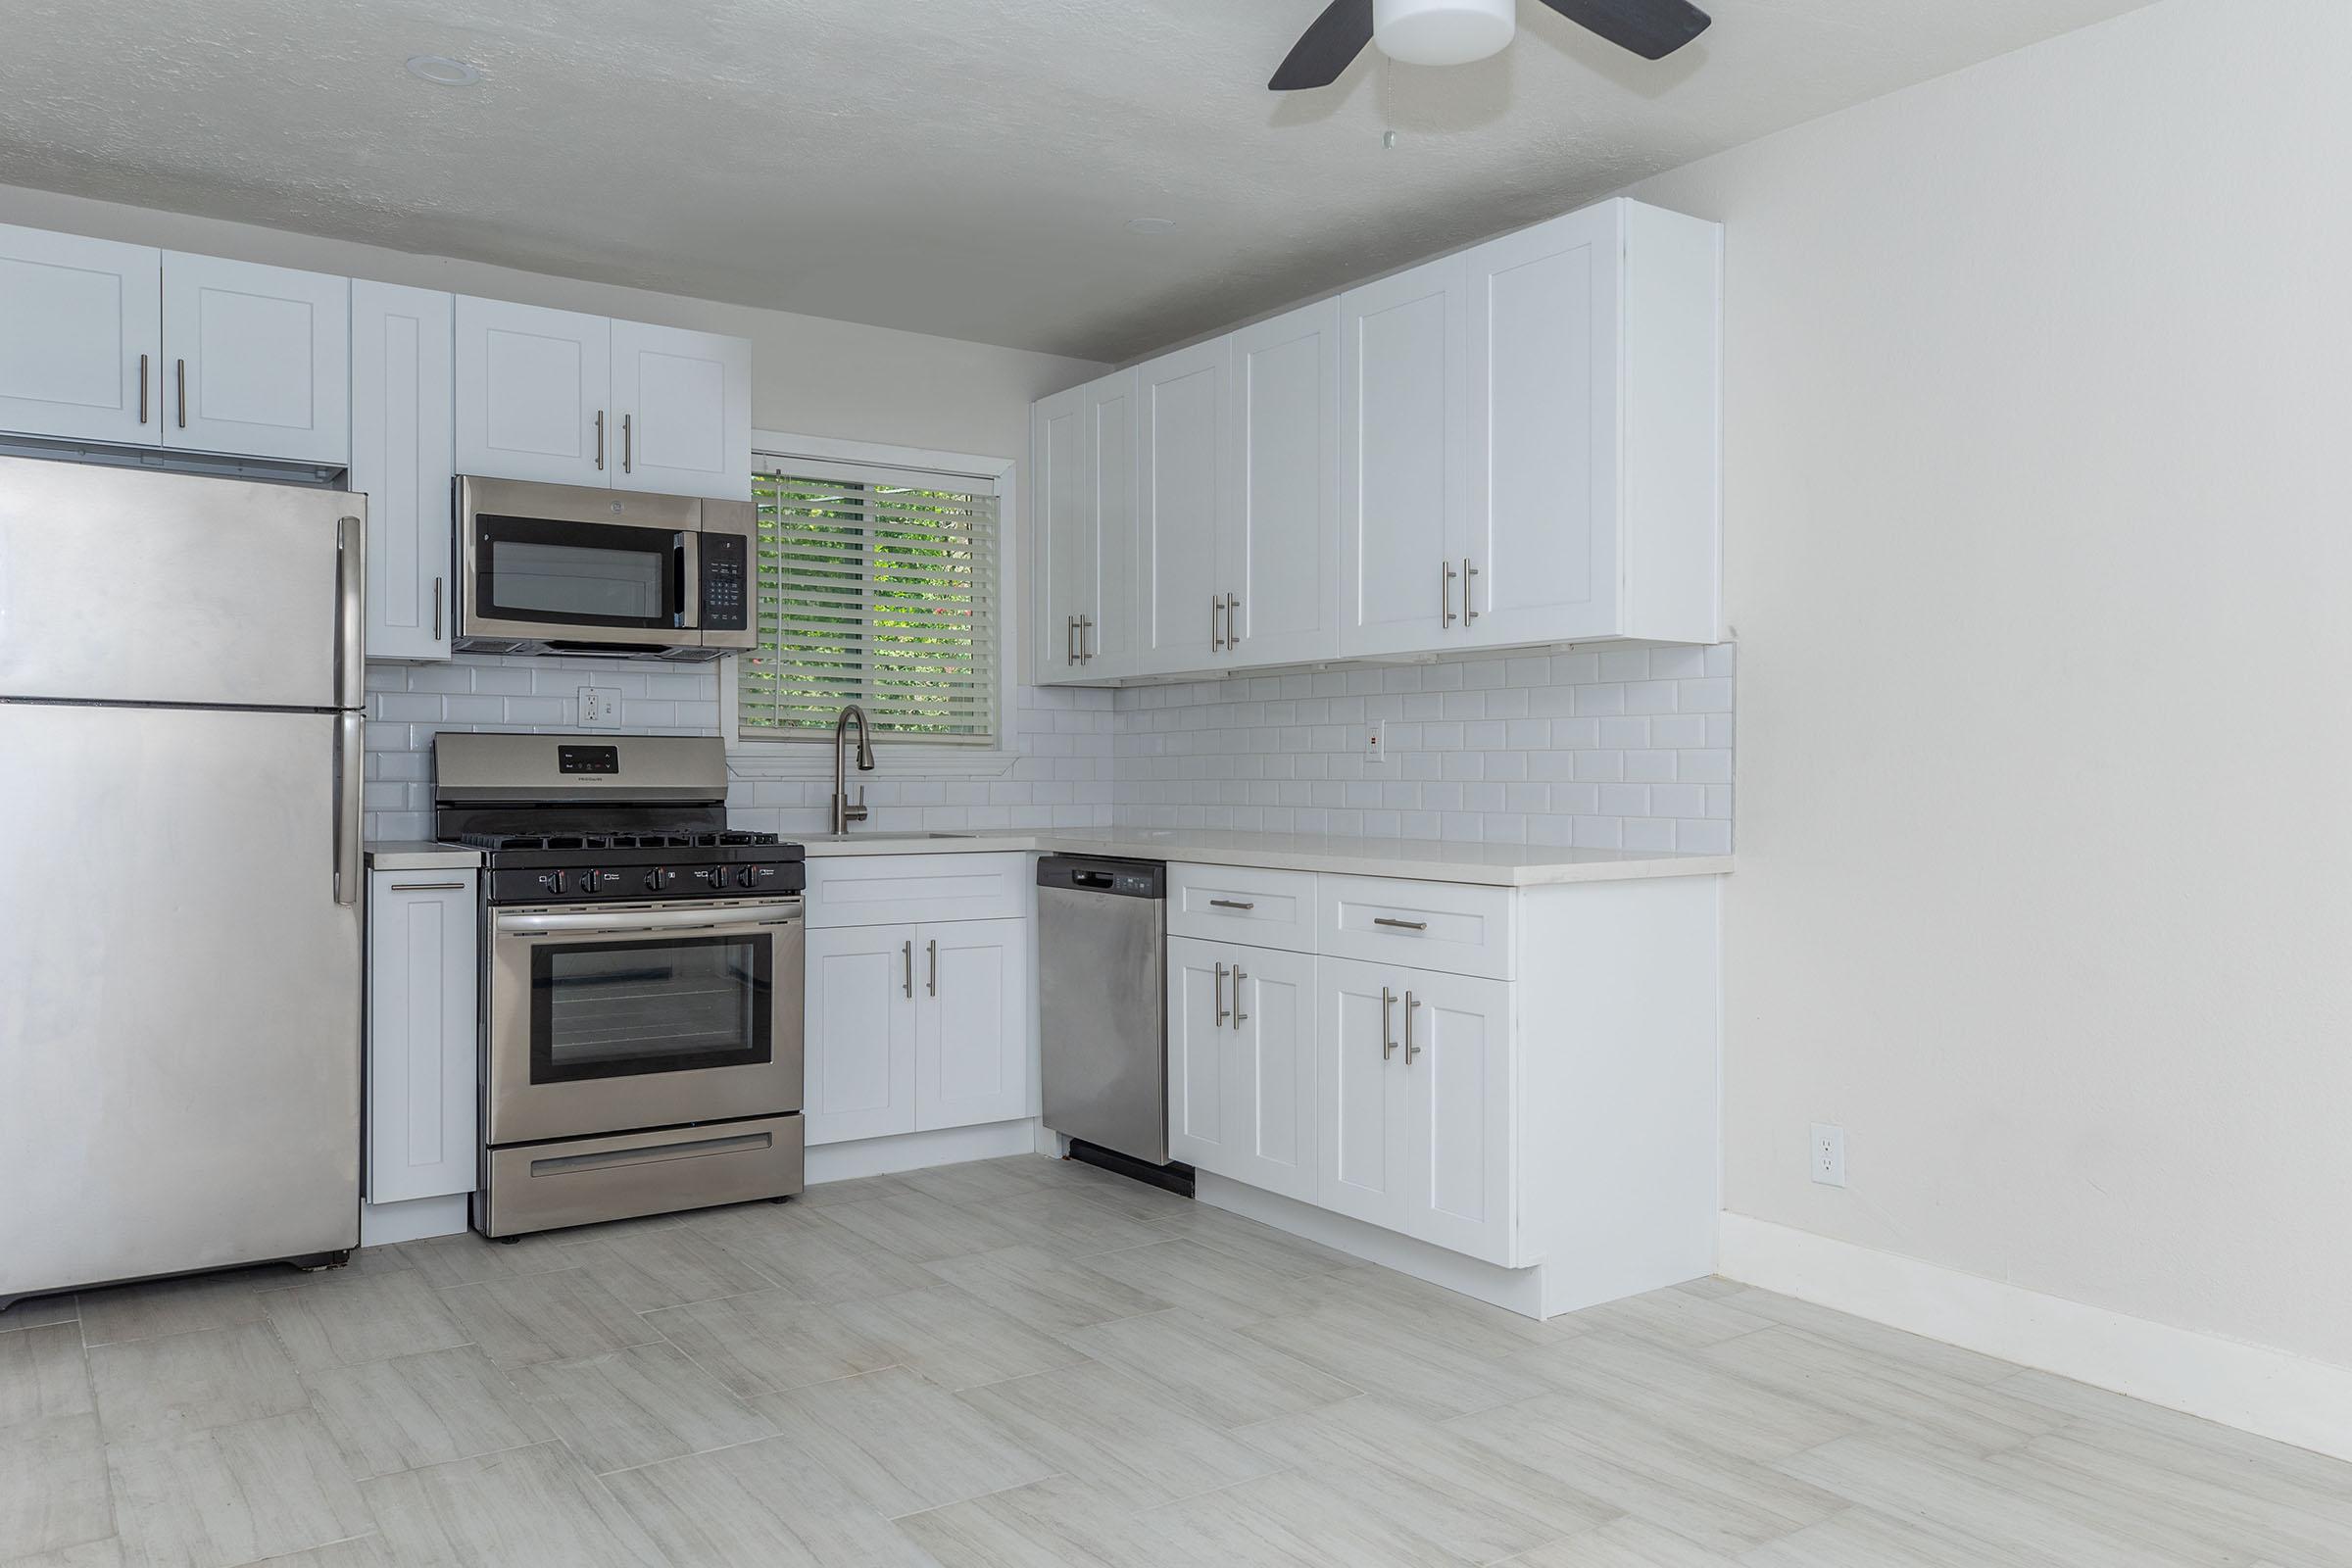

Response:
(494, 903), (803, 938)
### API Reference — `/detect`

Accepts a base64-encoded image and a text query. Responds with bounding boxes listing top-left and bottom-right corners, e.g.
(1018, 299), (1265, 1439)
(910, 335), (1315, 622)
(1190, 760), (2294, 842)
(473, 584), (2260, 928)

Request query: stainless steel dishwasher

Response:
(1037, 856), (1170, 1168)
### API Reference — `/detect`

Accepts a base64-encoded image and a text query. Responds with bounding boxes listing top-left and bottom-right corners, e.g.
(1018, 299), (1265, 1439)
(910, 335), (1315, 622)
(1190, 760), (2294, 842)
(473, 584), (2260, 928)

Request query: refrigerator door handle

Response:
(336, 514), (367, 710)
(334, 710), (364, 906)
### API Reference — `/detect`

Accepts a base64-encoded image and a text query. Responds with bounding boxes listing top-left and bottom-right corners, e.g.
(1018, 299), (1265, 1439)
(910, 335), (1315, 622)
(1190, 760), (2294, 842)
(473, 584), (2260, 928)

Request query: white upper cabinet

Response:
(1224, 301), (1339, 667)
(352, 281), (455, 662)
(1084, 371), (1141, 676)
(1032, 382), (1089, 681)
(609, 319), (752, 500)
(453, 297), (612, 488)
(1339, 254), (1469, 658)
(163, 253), (350, 465)
(0, 225), (162, 447)
(1135, 338), (1229, 674)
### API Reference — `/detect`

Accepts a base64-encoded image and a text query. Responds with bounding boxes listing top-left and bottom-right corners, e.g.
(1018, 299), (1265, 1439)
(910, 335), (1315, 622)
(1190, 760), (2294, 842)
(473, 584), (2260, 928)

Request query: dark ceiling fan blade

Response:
(1269, 0), (1375, 90)
(1533, 0), (1713, 60)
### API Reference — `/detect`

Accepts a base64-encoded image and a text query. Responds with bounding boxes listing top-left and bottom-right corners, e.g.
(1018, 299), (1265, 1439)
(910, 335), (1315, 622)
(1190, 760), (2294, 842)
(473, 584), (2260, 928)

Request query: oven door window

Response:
(477, 514), (683, 629)
(531, 932), (771, 1082)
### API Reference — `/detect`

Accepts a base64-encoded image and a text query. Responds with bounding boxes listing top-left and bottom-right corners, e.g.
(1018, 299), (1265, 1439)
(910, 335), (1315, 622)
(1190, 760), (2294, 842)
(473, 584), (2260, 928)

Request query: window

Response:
(738, 457), (1001, 745)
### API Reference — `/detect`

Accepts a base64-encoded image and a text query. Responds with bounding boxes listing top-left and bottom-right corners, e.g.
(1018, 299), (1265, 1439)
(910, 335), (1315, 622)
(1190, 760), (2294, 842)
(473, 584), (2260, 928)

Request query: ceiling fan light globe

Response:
(1372, 0), (1517, 67)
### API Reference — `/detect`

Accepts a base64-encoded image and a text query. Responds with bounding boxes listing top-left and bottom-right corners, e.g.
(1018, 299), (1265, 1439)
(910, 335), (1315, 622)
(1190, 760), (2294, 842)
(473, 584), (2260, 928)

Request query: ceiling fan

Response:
(1270, 0), (1712, 90)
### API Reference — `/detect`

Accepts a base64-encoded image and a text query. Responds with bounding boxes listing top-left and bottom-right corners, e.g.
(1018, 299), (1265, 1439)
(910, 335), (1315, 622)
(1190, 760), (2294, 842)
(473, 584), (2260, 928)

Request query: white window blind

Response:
(740, 459), (1000, 743)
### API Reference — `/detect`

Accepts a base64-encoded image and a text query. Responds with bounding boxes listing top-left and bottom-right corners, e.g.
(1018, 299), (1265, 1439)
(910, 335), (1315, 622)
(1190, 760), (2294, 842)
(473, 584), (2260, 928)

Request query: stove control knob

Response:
(643, 868), (669, 893)
(737, 864), (760, 889)
(580, 870), (602, 897)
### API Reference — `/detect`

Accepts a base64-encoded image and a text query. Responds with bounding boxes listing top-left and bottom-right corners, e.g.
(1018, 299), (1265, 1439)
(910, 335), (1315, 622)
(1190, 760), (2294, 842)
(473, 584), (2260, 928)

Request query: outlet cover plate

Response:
(578, 686), (622, 729)
(1810, 1123), (1847, 1188)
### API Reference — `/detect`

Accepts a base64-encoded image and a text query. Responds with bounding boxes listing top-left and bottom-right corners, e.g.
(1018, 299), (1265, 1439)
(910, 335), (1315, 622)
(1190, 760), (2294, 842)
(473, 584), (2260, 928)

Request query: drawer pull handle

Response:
(1380, 986), (1396, 1059)
(1208, 899), (1255, 911)
(1373, 916), (1429, 932)
(387, 881), (467, 893)
(530, 1131), (770, 1177)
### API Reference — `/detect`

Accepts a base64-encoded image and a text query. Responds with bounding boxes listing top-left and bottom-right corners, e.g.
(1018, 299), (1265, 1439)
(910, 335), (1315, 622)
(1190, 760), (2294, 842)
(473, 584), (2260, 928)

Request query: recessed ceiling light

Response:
(405, 55), (482, 87)
(1125, 218), (1178, 236)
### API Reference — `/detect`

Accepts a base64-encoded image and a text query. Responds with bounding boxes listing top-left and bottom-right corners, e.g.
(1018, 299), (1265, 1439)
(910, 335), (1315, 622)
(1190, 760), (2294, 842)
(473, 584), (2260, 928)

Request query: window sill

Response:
(725, 741), (1020, 780)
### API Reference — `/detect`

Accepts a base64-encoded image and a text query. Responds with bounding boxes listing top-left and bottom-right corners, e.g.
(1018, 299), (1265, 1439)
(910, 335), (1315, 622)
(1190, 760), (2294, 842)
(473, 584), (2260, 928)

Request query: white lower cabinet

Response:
(805, 908), (1031, 1146)
(1167, 937), (1317, 1202)
(365, 869), (479, 1204)
(1313, 957), (1513, 1266)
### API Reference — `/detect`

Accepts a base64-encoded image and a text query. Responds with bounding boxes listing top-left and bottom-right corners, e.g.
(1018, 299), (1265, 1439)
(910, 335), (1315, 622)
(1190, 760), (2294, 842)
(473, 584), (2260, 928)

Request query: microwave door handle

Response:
(678, 529), (701, 631)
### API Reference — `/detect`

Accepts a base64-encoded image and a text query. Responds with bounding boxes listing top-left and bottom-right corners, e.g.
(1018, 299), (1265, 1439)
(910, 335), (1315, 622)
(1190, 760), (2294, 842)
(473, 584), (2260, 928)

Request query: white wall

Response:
(1630, 0), (2352, 1369)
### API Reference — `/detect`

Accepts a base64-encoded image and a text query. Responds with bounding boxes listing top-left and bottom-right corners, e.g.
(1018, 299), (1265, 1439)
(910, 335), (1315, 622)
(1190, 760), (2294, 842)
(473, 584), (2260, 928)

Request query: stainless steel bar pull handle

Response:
(1207, 899), (1254, 910)
(621, 413), (633, 473)
(137, 353), (149, 424)
(1078, 614), (1095, 663)
(1373, 916), (1429, 932)
(927, 938), (939, 997)
(1462, 558), (1479, 625)
(1380, 986), (1397, 1059)
(389, 882), (467, 893)
(1066, 614), (1078, 666)
(1214, 962), (1230, 1027)
(1210, 594), (1226, 652)
(432, 577), (445, 642)
(903, 940), (914, 998)
(1224, 593), (1240, 649)
(175, 358), (187, 428)
(1441, 559), (1457, 628)
(1404, 992), (1422, 1062)
(595, 410), (606, 469)
(1230, 966), (1248, 1029)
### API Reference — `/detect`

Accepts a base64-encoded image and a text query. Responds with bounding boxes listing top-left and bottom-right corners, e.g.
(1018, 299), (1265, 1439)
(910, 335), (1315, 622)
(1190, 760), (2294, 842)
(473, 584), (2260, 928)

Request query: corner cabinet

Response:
(1032, 196), (1721, 685)
(366, 869), (479, 1206)
(352, 281), (456, 662)
(454, 297), (752, 501)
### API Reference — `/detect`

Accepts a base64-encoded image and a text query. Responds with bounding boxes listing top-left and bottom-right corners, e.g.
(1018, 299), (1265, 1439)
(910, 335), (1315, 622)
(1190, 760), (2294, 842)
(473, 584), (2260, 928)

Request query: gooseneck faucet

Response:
(831, 703), (876, 833)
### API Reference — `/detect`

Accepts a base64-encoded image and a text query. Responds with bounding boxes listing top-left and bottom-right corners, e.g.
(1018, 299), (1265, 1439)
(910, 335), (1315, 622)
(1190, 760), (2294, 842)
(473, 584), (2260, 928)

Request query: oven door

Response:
(459, 476), (701, 650)
(487, 897), (804, 1145)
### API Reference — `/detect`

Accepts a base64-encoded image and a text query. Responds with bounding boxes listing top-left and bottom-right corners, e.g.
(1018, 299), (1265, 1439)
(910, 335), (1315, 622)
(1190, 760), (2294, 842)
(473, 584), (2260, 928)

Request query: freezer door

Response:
(0, 704), (362, 1300)
(0, 455), (363, 709)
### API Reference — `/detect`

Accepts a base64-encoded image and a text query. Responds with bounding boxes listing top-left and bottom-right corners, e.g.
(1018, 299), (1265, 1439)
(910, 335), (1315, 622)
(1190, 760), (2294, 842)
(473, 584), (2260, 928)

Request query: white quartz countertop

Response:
(798, 828), (1729, 887)
(365, 841), (486, 871)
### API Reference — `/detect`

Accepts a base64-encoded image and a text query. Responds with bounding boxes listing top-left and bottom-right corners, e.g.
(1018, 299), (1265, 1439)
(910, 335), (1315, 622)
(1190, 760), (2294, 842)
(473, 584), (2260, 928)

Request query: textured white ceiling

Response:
(0, 0), (2156, 361)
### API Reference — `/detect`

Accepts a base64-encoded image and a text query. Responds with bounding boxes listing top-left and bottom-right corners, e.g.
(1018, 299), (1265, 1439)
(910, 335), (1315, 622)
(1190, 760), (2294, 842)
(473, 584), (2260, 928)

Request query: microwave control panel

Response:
(701, 532), (749, 631)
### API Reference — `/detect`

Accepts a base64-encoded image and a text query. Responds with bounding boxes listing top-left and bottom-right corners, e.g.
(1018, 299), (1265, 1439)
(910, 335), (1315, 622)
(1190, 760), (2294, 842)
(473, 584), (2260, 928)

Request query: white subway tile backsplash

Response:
(1113, 642), (1735, 850)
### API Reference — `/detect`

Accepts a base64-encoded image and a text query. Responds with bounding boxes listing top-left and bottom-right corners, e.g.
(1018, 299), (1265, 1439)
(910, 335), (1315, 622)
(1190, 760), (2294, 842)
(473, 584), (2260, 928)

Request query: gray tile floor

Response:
(3, 1152), (2344, 1566)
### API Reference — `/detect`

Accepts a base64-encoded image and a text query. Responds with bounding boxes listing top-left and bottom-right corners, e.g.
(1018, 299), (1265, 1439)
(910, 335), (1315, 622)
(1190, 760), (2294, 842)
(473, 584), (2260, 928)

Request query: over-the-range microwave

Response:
(452, 474), (756, 662)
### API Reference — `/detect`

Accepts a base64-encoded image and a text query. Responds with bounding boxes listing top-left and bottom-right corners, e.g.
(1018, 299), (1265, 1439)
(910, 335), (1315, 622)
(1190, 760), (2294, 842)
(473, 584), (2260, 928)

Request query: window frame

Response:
(723, 430), (1021, 779)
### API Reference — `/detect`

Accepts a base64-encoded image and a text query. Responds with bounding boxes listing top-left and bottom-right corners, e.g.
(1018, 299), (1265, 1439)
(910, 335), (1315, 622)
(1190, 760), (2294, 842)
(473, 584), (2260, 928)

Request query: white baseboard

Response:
(1718, 1212), (2352, 1464)
(806, 1119), (1040, 1183)
(359, 1195), (468, 1247)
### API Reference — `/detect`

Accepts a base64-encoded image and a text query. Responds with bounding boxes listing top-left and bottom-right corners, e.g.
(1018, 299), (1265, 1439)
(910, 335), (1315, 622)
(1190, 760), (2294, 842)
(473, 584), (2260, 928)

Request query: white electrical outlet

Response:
(1364, 720), (1387, 761)
(1810, 1123), (1847, 1188)
(577, 686), (622, 729)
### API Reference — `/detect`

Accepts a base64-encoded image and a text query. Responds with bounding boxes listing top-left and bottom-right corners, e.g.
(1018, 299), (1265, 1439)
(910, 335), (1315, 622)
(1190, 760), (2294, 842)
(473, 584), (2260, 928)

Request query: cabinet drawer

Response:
(1317, 874), (1513, 980)
(1168, 862), (1317, 952)
(807, 852), (1029, 928)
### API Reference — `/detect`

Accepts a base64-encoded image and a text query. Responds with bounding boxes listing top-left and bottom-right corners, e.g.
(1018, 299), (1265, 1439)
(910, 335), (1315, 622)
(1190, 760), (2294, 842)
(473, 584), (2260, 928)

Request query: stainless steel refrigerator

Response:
(0, 455), (367, 1306)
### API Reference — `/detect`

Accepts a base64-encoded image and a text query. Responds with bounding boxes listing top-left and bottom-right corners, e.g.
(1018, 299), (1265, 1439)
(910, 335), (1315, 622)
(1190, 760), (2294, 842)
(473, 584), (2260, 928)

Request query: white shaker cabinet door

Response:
(1313, 956), (1409, 1231)
(1083, 368), (1141, 677)
(162, 251), (350, 465)
(1165, 937), (1233, 1173)
(1225, 300), (1339, 668)
(1221, 943), (1318, 1204)
(1339, 254), (1466, 657)
(914, 917), (1031, 1131)
(0, 223), (162, 446)
(609, 318), (751, 500)
(367, 870), (479, 1204)
(1396, 965), (1516, 1266)
(1135, 337), (1229, 673)
(1461, 205), (1621, 648)
(805, 923), (919, 1145)
(1031, 382), (1092, 683)
(454, 296), (612, 487)
(352, 281), (456, 662)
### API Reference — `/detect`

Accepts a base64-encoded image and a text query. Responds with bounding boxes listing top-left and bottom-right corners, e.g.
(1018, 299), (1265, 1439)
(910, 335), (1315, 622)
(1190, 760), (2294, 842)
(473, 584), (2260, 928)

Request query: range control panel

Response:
(492, 858), (805, 906)
(700, 532), (749, 631)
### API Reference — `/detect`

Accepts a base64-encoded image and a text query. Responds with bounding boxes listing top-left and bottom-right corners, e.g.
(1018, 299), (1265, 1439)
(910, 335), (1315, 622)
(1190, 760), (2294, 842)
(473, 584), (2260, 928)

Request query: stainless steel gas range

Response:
(432, 733), (805, 1238)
